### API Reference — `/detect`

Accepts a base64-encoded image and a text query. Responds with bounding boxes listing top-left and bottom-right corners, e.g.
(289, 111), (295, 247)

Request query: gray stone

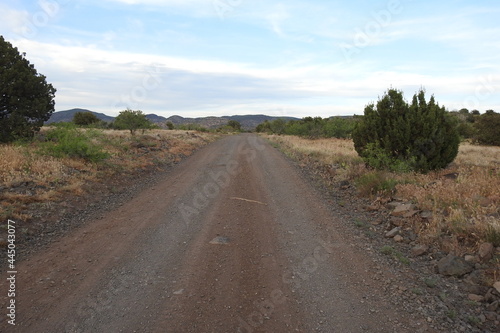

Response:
(437, 254), (474, 277)
(464, 255), (478, 263)
(209, 236), (230, 245)
(494, 281), (500, 294)
(385, 227), (401, 238)
(393, 235), (404, 242)
(411, 244), (429, 257)
(420, 210), (433, 219)
(391, 203), (416, 217)
(386, 201), (402, 209)
(443, 172), (459, 180)
(402, 210), (419, 218)
(478, 242), (494, 262)
(468, 294), (484, 302)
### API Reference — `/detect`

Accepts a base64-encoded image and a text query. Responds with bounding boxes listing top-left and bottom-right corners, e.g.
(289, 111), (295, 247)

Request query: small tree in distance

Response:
(73, 111), (99, 126)
(113, 109), (152, 135)
(352, 88), (459, 173)
(227, 120), (241, 131)
(165, 121), (175, 130)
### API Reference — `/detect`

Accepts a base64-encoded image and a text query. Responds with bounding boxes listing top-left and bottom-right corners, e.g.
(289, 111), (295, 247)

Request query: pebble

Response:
(385, 227), (401, 238)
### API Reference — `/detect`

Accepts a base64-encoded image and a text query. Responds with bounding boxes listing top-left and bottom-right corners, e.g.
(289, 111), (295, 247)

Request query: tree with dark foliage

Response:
(0, 36), (56, 142)
(352, 88), (459, 173)
(474, 110), (500, 146)
(73, 111), (100, 126)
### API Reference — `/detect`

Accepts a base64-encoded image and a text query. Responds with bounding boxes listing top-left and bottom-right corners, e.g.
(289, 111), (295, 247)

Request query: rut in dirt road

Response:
(1, 134), (423, 332)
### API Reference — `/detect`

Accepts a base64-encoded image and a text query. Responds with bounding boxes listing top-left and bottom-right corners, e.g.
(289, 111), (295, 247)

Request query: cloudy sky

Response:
(1, 0), (499, 118)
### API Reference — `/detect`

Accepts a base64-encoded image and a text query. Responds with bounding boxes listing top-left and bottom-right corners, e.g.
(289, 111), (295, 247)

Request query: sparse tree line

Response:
(255, 107), (499, 147)
(255, 116), (356, 139)
(450, 109), (500, 146)
(71, 110), (242, 134)
(72, 109), (156, 135)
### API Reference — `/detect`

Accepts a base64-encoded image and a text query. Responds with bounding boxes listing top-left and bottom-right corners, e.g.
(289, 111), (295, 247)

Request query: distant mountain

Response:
(46, 109), (300, 130)
(145, 114), (168, 123)
(45, 109), (115, 124)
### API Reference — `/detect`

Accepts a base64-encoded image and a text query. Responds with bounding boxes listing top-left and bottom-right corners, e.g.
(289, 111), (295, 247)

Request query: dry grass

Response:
(395, 153), (500, 251)
(264, 135), (500, 254)
(266, 135), (366, 180)
(266, 135), (360, 164)
(0, 129), (220, 222)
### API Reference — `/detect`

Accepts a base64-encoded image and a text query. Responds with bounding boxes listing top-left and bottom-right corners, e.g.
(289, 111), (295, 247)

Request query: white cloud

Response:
(11, 35), (499, 117)
(0, 4), (31, 36)
(3, 1), (499, 117)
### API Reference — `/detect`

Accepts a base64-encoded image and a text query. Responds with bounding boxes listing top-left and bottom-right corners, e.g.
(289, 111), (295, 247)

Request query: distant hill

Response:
(145, 114), (169, 123)
(46, 109), (300, 130)
(45, 109), (115, 124)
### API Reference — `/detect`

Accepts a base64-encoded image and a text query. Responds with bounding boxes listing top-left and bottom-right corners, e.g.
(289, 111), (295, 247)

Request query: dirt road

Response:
(2, 134), (426, 332)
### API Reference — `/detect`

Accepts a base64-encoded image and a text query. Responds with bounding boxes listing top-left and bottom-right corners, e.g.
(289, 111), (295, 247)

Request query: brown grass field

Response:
(0, 128), (220, 224)
(264, 135), (500, 255)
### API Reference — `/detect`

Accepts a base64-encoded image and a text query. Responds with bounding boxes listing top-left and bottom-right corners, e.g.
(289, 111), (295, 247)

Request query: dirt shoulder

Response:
(265, 134), (500, 333)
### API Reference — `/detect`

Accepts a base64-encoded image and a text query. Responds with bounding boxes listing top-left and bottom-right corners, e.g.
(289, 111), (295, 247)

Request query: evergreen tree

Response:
(353, 88), (459, 173)
(0, 36), (56, 142)
(73, 111), (100, 126)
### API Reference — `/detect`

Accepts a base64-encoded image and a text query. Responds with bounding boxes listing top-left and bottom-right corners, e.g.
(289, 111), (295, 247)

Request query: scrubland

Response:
(264, 135), (500, 254)
(0, 128), (220, 224)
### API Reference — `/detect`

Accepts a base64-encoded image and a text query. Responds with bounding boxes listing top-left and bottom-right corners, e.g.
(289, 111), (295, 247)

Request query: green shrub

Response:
(473, 110), (500, 146)
(40, 123), (109, 162)
(380, 245), (394, 255)
(177, 123), (209, 132)
(455, 121), (476, 140)
(73, 111), (100, 126)
(352, 88), (459, 173)
(361, 142), (415, 173)
(323, 117), (355, 138)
